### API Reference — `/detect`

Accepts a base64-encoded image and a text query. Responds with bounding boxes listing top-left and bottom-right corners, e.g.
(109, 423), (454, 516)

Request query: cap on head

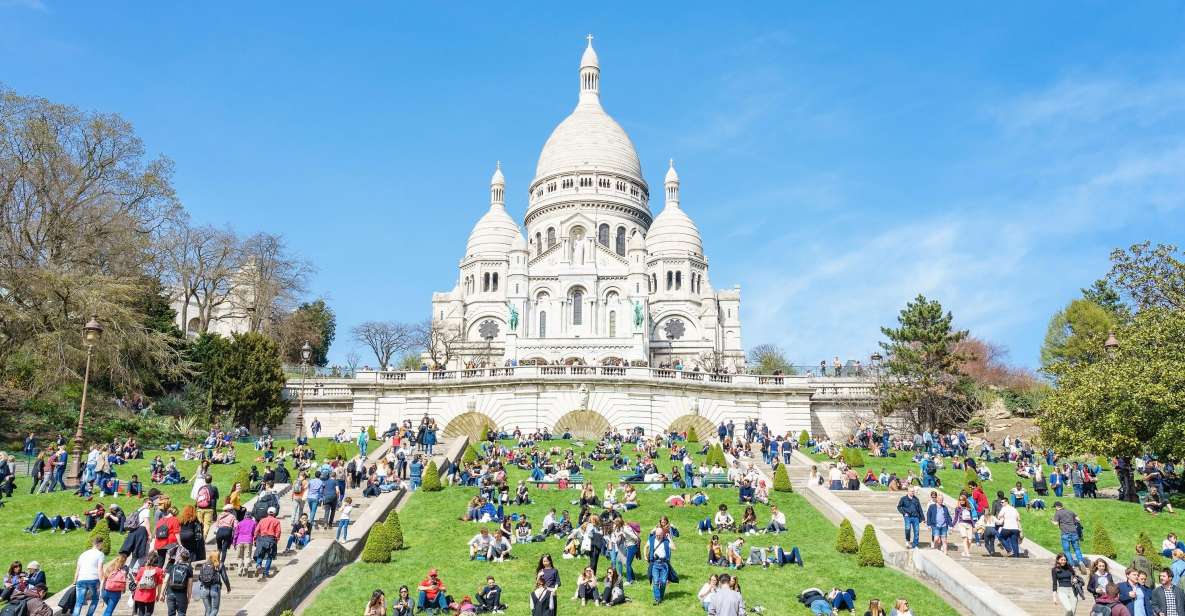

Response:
(267, 507), (277, 514)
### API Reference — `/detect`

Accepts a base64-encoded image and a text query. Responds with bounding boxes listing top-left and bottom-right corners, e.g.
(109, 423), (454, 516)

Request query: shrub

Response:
(708, 445), (728, 467)
(421, 461), (442, 491)
(462, 444), (480, 465)
(88, 523), (112, 555)
(798, 430), (810, 447)
(280, 611), (295, 616)
(857, 524), (884, 567)
(386, 511), (405, 550)
(773, 464), (793, 493)
(963, 467), (978, 493)
(234, 467), (252, 492)
(1137, 531), (1163, 571)
(842, 448), (865, 468)
(367, 425), (377, 441)
(686, 426), (699, 444)
(836, 519), (859, 554)
(1093, 524), (1117, 560)
(360, 524), (393, 563)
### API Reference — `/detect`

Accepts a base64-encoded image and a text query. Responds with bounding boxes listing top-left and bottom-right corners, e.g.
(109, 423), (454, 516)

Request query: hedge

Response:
(836, 519), (859, 554)
(1093, 523), (1117, 560)
(367, 425), (377, 441)
(421, 461), (443, 491)
(773, 464), (793, 493)
(857, 524), (884, 567)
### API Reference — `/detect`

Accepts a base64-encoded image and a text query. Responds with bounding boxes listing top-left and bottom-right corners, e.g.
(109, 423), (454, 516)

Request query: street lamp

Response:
(869, 352), (883, 378)
(69, 315), (103, 487)
(297, 340), (312, 439)
(1104, 332), (1119, 358)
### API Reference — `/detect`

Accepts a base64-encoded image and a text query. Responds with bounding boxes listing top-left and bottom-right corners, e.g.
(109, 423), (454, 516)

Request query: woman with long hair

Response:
(863, 598), (885, 616)
(178, 505), (206, 562)
(363, 589), (386, 616)
(536, 553), (561, 591)
(889, 598), (914, 616)
(530, 576), (557, 616)
(574, 566), (598, 605)
(1051, 553), (1080, 615)
(98, 553), (127, 616)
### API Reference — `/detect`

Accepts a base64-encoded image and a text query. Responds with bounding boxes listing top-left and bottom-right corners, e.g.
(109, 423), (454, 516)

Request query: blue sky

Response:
(4, 2), (1184, 369)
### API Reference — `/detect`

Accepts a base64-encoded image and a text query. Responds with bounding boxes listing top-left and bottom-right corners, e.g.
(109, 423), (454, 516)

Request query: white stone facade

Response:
(431, 37), (743, 371)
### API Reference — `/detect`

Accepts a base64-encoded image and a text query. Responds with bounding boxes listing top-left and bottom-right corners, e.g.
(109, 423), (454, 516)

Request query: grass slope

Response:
(306, 440), (959, 616)
(0, 437), (372, 589)
(806, 449), (1177, 563)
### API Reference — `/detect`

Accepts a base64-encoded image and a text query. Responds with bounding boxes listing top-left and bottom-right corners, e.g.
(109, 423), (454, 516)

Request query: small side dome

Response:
(465, 204), (520, 258)
(511, 231), (528, 252)
(647, 204), (703, 257)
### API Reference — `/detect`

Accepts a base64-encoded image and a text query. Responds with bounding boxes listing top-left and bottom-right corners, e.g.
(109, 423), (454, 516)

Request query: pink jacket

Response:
(233, 517), (256, 545)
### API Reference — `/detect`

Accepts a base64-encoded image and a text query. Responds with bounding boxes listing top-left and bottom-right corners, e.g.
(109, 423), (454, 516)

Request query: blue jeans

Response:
(100, 589), (122, 616)
(650, 560), (669, 603)
(336, 519), (350, 541)
(1061, 532), (1085, 566)
(1072, 484), (1083, 498)
(903, 516), (920, 548)
(306, 498), (320, 525)
(73, 579), (100, 616)
(831, 590), (856, 610)
(619, 544), (638, 582)
(418, 591), (448, 611)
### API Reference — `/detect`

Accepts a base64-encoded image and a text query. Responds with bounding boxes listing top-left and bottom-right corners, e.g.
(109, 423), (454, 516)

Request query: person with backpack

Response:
(253, 507), (282, 579)
(195, 553), (231, 616)
(98, 553), (128, 616)
(164, 549), (193, 616)
(290, 471), (308, 521)
(194, 476), (217, 539)
(178, 506), (206, 564)
(153, 509), (181, 568)
(132, 553), (166, 616)
(252, 483), (280, 523)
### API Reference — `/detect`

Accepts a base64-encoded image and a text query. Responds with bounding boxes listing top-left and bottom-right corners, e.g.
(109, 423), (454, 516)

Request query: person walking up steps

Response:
(896, 487), (922, 549)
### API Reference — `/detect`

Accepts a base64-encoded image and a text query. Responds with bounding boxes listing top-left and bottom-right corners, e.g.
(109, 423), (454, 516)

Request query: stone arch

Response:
(554, 410), (610, 439)
(444, 411), (497, 442)
(667, 414), (716, 440)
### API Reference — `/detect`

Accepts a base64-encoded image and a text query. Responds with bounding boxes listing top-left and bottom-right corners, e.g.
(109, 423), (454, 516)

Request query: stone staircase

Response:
(830, 488), (1092, 616)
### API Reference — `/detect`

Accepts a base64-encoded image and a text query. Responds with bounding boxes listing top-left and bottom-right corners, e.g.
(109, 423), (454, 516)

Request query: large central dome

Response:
(531, 37), (645, 187)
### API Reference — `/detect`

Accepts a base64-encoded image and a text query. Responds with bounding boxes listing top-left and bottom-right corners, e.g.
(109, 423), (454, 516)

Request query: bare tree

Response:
(415, 319), (463, 370)
(159, 221), (241, 335)
(747, 343), (794, 375)
(239, 232), (312, 333)
(344, 350), (361, 376)
(351, 321), (411, 370)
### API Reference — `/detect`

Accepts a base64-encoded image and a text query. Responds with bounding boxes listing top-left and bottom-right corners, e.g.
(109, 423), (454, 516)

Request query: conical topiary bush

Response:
(386, 510), (405, 550)
(857, 524), (884, 567)
(1137, 531), (1163, 571)
(687, 426), (699, 444)
(360, 523), (393, 563)
(836, 519), (859, 554)
(842, 448), (865, 468)
(234, 467), (252, 492)
(88, 523), (112, 555)
(773, 463), (793, 493)
(367, 425), (377, 442)
(798, 430), (810, 447)
(963, 468), (978, 493)
(1093, 523), (1117, 559)
(462, 444), (480, 465)
(421, 461), (442, 491)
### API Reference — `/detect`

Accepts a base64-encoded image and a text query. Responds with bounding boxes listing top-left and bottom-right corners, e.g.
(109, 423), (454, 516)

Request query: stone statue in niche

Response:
(572, 232), (586, 264)
(578, 384), (590, 410)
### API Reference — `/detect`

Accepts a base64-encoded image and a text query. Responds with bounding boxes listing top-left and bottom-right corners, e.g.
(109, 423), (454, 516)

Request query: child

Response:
(336, 498), (355, 542)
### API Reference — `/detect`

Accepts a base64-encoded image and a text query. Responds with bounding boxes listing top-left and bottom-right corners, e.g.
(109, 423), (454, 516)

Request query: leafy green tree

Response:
(747, 344), (794, 375)
(857, 524), (884, 567)
(877, 295), (977, 431)
(221, 332), (288, 429)
(836, 519), (859, 554)
(1081, 279), (1130, 322)
(773, 464), (793, 492)
(1040, 307), (1185, 501)
(279, 299), (336, 367)
(1105, 242), (1184, 312)
(1040, 299), (1117, 371)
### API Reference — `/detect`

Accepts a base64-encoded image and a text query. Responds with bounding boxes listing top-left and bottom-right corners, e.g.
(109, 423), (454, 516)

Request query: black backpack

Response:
(0, 597), (28, 616)
(197, 563), (216, 586)
(155, 522), (169, 540)
(168, 563), (190, 591)
(252, 493), (278, 521)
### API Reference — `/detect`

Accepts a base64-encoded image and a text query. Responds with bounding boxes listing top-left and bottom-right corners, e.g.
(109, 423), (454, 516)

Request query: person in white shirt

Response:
(997, 500), (1023, 557)
(73, 536), (106, 616)
(542, 510), (558, 536)
(713, 505), (735, 532)
(766, 506), (787, 533)
(828, 464), (844, 490)
(469, 527), (495, 560)
(698, 574), (720, 611)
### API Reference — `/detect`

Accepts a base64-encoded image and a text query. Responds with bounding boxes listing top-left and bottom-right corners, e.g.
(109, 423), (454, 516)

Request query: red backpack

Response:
(197, 486), (211, 509)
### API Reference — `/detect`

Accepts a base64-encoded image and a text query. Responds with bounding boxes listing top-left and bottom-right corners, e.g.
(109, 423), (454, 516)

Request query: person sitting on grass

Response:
(574, 566), (599, 606)
(766, 505), (787, 533)
(707, 535), (726, 566)
(390, 585), (415, 616)
(1144, 487), (1173, 515)
(738, 480), (755, 504)
(739, 506), (758, 534)
(1162, 533), (1185, 558)
(477, 576), (505, 613)
(418, 568), (449, 614)
(667, 493), (688, 508)
(601, 567), (625, 606)
(469, 527), (496, 560)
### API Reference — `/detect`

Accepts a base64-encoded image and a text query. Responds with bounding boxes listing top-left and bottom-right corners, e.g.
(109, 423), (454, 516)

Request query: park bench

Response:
(534, 473), (585, 488)
(703, 472), (733, 487)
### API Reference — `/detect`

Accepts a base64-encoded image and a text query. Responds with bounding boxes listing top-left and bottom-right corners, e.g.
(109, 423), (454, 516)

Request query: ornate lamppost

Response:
(69, 315), (103, 487)
(297, 340), (312, 438)
(869, 352), (883, 377)
(1104, 332), (1119, 358)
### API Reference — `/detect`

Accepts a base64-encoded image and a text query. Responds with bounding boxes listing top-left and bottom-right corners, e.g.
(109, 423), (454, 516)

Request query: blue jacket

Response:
(925, 503), (952, 528)
(1116, 581), (1151, 615)
(896, 495), (923, 518)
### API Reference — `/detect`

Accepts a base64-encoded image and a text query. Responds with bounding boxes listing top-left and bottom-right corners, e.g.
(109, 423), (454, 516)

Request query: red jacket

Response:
(972, 487), (988, 514)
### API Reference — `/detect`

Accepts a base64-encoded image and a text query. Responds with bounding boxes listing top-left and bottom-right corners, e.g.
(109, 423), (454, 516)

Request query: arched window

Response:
(547, 228), (556, 249)
(483, 272), (490, 292)
(675, 271), (682, 290)
(615, 227), (626, 256)
(492, 273), (499, 292)
(186, 317), (200, 336)
(666, 271), (673, 291)
(598, 224), (610, 247)
(535, 232), (542, 256)
(651, 274), (657, 293)
(539, 311), (547, 338)
(609, 311), (617, 337)
(571, 289), (584, 325)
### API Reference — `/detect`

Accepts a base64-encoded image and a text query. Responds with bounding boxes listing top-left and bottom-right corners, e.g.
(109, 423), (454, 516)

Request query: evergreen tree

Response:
(88, 523), (112, 555)
(1040, 299), (1117, 372)
(360, 524), (393, 563)
(462, 444), (480, 465)
(1137, 531), (1163, 571)
(836, 519), (859, 554)
(387, 511), (405, 550)
(367, 425), (377, 441)
(798, 430), (810, 447)
(234, 467), (253, 493)
(686, 426), (699, 444)
(421, 461), (442, 491)
(857, 524), (884, 567)
(877, 294), (977, 431)
(842, 448), (865, 468)
(222, 332), (289, 429)
(773, 463), (793, 492)
(1092, 524), (1117, 559)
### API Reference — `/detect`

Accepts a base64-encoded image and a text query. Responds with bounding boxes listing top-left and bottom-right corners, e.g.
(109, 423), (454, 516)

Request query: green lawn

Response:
(0, 436), (373, 591)
(306, 439), (960, 616)
(806, 448), (1181, 562)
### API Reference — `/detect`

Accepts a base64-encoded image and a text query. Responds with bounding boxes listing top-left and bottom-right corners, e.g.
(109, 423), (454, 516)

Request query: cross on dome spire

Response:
(490, 161), (505, 206)
(664, 158), (680, 206)
(586, 33), (594, 46)
(579, 35), (601, 105)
